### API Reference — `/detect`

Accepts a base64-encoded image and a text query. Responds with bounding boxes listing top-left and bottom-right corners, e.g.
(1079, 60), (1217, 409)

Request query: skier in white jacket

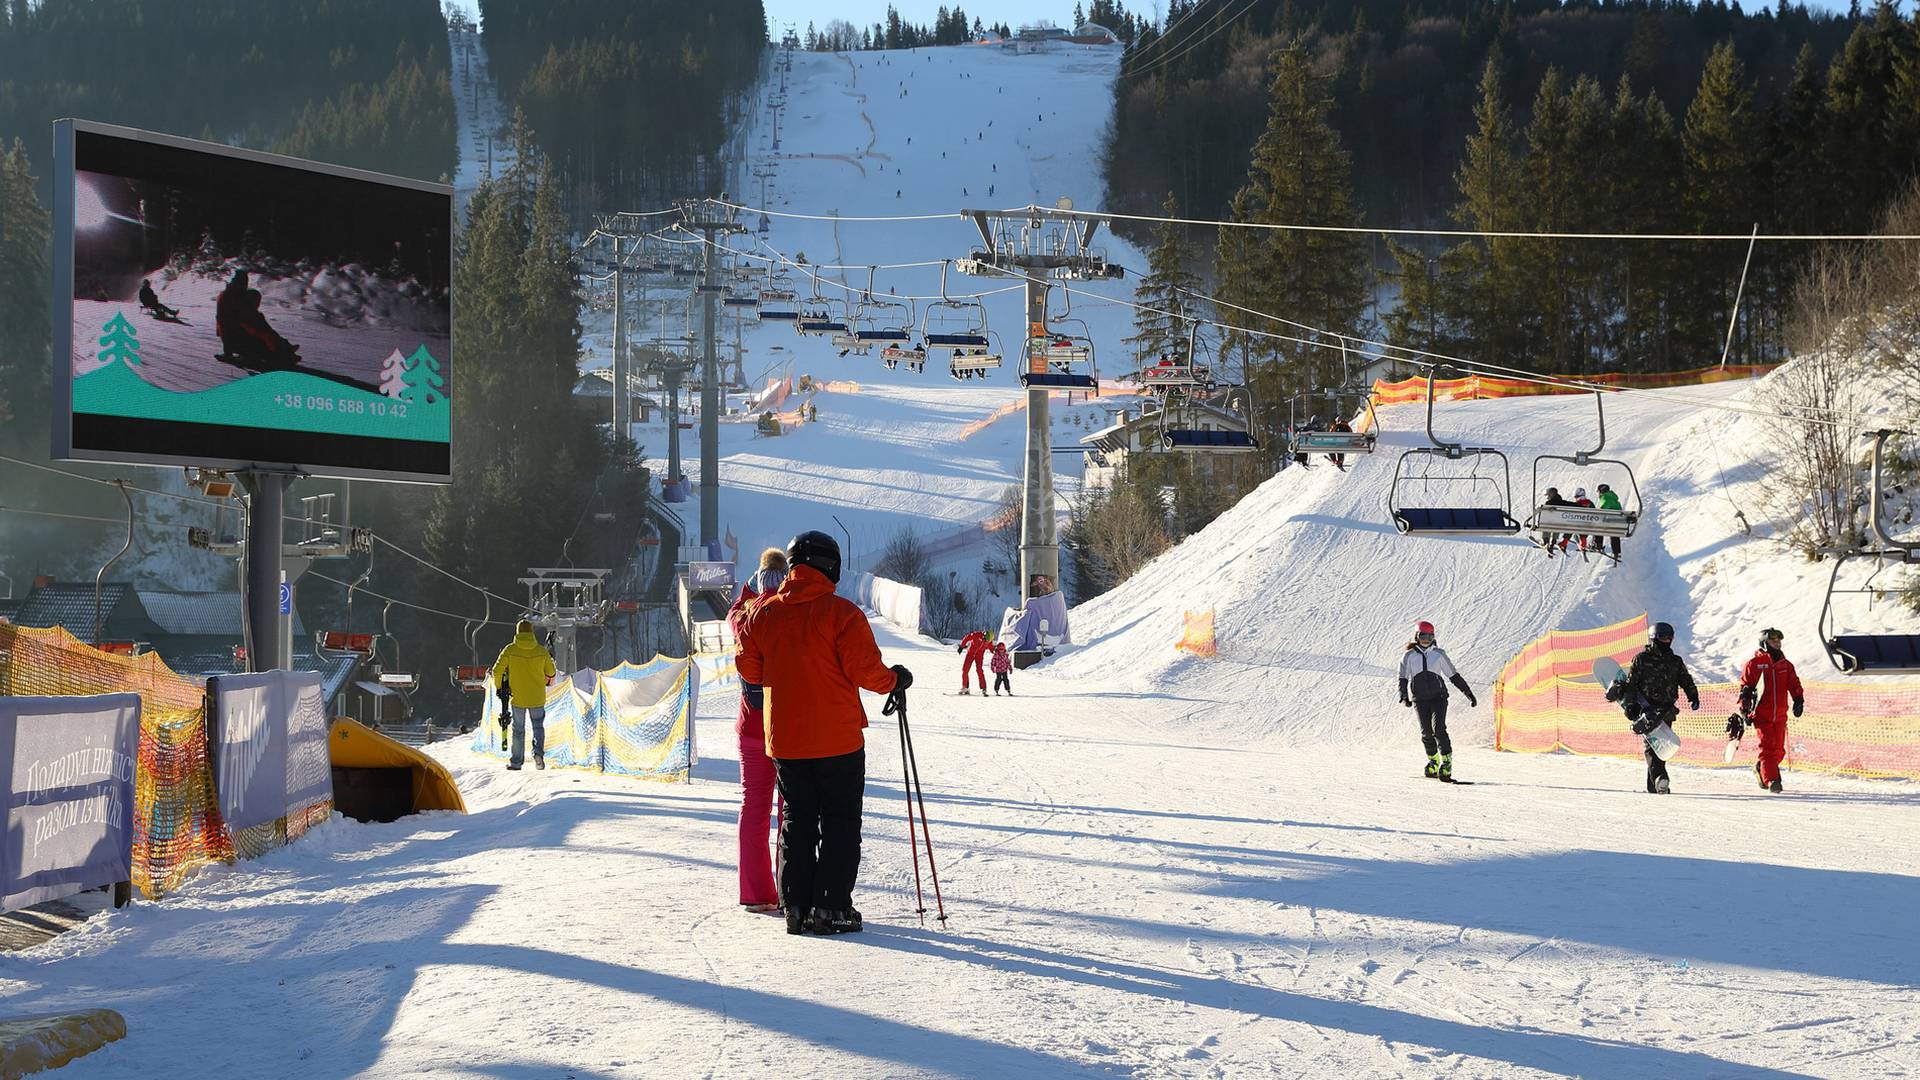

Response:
(1398, 620), (1478, 781)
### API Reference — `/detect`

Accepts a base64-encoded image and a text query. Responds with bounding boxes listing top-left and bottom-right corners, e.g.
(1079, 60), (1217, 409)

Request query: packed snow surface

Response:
(10, 620), (1917, 1078)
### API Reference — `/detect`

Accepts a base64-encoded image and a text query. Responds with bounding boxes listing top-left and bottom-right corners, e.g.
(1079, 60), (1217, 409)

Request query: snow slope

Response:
(15, 620), (1917, 1079)
(1053, 373), (1920, 746)
(584, 43), (1153, 579)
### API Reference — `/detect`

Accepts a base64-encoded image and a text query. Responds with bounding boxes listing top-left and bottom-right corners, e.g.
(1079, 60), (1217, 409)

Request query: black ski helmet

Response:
(1760, 627), (1784, 649)
(786, 530), (842, 584)
(1650, 621), (1676, 645)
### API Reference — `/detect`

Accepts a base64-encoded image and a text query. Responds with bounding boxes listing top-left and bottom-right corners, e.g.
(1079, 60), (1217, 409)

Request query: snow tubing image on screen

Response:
(328, 719), (465, 822)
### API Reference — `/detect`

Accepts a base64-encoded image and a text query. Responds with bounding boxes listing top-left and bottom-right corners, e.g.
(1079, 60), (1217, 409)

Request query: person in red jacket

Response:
(737, 530), (911, 936)
(727, 547), (789, 914)
(1738, 627), (1804, 793)
(957, 629), (989, 695)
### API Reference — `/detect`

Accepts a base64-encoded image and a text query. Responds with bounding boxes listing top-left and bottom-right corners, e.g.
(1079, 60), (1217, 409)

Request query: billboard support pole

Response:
(241, 471), (294, 673)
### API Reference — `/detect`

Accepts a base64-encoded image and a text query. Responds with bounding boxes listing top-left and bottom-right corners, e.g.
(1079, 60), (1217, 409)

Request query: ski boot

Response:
(1755, 762), (1767, 790)
(786, 908), (810, 936)
(535, 753), (546, 771)
(1424, 754), (1441, 779)
(959, 688), (970, 696)
(811, 907), (862, 935)
(1769, 778), (1784, 794)
(1654, 776), (1671, 794)
(1438, 754), (1454, 781)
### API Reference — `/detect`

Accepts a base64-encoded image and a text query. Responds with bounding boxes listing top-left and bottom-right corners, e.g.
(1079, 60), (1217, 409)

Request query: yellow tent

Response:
(329, 719), (466, 820)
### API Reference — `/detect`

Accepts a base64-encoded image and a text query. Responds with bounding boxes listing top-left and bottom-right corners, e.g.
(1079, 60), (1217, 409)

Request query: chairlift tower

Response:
(518, 568), (612, 675)
(673, 198), (748, 549)
(957, 201), (1123, 604)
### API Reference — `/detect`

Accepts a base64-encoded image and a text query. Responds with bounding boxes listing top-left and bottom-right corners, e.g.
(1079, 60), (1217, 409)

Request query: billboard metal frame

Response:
(50, 118), (456, 486)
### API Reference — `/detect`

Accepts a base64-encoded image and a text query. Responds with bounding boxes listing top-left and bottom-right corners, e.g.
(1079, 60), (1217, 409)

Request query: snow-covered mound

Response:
(1054, 372), (1920, 746)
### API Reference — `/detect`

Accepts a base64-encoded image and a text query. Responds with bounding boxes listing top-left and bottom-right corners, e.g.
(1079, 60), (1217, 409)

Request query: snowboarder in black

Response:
(1608, 620), (1699, 793)
(1399, 620), (1477, 781)
(138, 279), (180, 321)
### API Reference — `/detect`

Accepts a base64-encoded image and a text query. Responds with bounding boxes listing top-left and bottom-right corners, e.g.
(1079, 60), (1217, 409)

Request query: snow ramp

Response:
(1052, 381), (1757, 746)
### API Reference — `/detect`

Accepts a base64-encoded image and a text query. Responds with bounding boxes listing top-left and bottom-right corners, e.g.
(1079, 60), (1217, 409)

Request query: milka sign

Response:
(1, 694), (140, 913)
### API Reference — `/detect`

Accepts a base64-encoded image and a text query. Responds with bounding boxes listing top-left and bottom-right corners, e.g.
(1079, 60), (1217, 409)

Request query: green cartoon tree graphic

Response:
(99, 312), (141, 367)
(399, 345), (444, 406)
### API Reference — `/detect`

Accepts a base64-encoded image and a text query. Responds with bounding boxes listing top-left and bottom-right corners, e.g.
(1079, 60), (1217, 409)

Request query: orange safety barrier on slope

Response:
(0, 623), (233, 896)
(1493, 613), (1920, 780)
(1176, 610), (1218, 659)
(1370, 363), (1779, 407)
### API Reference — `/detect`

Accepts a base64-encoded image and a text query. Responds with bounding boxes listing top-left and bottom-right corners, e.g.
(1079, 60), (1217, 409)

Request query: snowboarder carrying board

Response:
(1607, 621), (1700, 793)
(1736, 628), (1803, 793)
(1398, 621), (1478, 782)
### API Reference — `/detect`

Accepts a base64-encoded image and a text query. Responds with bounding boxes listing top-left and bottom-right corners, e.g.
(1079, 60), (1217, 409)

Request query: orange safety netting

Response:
(0, 623), (233, 896)
(1369, 363), (1779, 407)
(1494, 613), (1920, 779)
(1176, 610), (1218, 658)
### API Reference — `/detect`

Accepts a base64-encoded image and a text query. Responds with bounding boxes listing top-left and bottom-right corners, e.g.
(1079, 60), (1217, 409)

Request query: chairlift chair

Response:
(922, 261), (991, 349)
(854, 286), (915, 347)
(1137, 320), (1213, 396)
(1820, 429), (1920, 673)
(1160, 383), (1259, 454)
(1388, 368), (1522, 537)
(1524, 391), (1642, 546)
(1287, 338), (1380, 458)
(949, 334), (1004, 380)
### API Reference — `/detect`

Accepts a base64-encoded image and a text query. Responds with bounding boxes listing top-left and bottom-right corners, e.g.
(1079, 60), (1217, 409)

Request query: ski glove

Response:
(890, 664), (914, 692)
(1739, 685), (1756, 713)
(1449, 674), (1476, 707)
(1725, 713), (1747, 741)
(1792, 696), (1804, 717)
(1398, 678), (1411, 707)
(1686, 693), (1700, 711)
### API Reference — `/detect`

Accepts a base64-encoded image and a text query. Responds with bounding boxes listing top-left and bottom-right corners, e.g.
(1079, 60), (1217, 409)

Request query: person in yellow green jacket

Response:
(493, 619), (557, 770)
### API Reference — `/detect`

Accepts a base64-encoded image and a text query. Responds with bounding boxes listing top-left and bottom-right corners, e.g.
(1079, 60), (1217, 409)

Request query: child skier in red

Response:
(1736, 627), (1804, 793)
(990, 641), (1012, 695)
(957, 630), (989, 695)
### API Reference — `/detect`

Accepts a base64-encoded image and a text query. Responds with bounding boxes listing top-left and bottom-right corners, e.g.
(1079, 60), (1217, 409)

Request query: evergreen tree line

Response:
(1108, 0), (1867, 227)
(0, 0), (455, 188)
(806, 6), (992, 50)
(479, 0), (767, 219)
(1114, 1), (1920, 397)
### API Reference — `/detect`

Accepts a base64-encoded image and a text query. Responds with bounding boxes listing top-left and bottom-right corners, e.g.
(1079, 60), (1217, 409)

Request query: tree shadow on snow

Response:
(859, 930), (1819, 1080)
(1194, 846), (1917, 987)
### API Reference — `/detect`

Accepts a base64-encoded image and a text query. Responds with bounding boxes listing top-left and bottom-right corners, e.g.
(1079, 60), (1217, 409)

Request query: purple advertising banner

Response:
(209, 671), (330, 834)
(0, 694), (140, 913)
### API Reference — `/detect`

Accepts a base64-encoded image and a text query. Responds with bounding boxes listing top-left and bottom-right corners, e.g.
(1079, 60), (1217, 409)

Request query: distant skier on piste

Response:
(1607, 621), (1700, 793)
(1398, 621), (1477, 782)
(736, 530), (911, 936)
(957, 629), (989, 696)
(1734, 627), (1803, 793)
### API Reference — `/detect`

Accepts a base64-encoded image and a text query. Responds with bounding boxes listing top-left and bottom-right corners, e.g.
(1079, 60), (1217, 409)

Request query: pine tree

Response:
(1124, 192), (1206, 365)
(1214, 41), (1368, 403)
(98, 312), (141, 367)
(378, 348), (409, 398)
(1682, 41), (1759, 361)
(400, 346), (445, 405)
(1446, 53), (1527, 369)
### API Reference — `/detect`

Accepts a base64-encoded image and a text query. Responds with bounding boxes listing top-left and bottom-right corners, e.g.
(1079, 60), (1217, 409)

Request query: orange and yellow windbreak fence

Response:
(1369, 363), (1779, 408)
(1494, 613), (1920, 780)
(0, 622), (233, 896)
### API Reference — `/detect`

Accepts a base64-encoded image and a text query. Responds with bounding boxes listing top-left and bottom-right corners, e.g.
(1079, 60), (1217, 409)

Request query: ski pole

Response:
(896, 692), (948, 926)
(885, 688), (930, 923)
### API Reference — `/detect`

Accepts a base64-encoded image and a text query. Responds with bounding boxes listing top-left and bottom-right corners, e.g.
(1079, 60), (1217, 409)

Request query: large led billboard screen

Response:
(52, 120), (453, 483)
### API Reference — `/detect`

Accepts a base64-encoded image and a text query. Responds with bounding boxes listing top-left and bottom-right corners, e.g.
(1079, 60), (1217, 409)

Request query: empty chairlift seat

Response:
(1164, 428), (1258, 452)
(1392, 506), (1521, 536)
(1825, 634), (1920, 674)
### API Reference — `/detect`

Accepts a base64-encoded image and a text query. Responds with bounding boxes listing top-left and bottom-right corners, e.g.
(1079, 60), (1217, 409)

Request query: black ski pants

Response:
(1415, 697), (1452, 756)
(774, 748), (865, 914)
(1644, 744), (1670, 792)
(992, 672), (1010, 694)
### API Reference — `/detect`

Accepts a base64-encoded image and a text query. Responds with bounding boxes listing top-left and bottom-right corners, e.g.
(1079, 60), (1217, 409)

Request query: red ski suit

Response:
(1740, 648), (1804, 786)
(957, 631), (989, 690)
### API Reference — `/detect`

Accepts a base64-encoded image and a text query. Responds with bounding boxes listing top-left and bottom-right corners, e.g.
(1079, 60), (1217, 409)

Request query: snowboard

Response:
(1595, 655), (1681, 760)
